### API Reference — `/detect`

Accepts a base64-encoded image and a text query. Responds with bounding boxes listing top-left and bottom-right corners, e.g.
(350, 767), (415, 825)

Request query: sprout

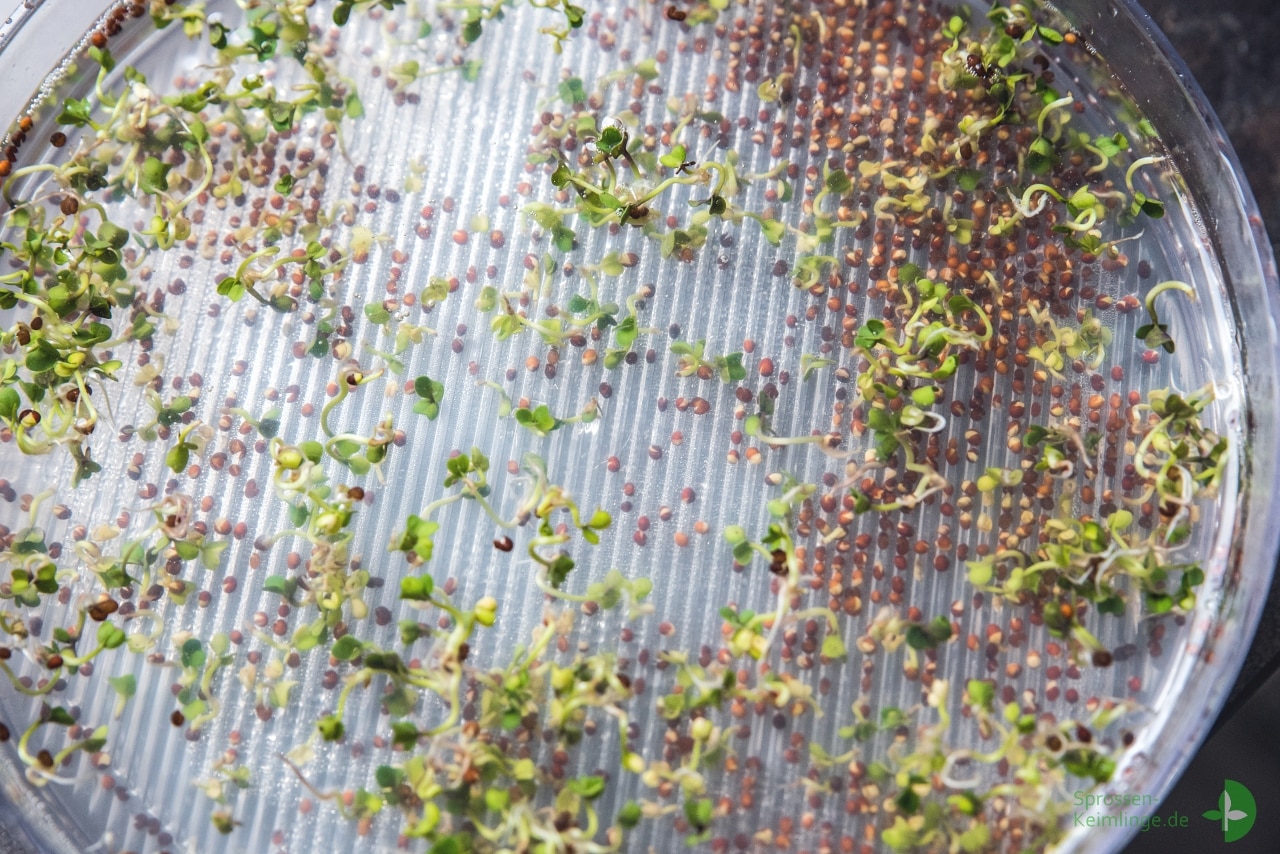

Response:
(1137, 279), (1194, 354)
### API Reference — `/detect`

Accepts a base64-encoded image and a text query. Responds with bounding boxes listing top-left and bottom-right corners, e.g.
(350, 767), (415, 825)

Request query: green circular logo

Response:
(1203, 779), (1256, 843)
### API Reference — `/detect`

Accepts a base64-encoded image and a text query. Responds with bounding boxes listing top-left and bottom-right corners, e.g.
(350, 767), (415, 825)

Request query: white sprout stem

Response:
(1014, 184), (1059, 217)
(940, 751), (985, 789)
(1125, 155), (1164, 194)
(1037, 93), (1074, 139)
(911, 411), (949, 433)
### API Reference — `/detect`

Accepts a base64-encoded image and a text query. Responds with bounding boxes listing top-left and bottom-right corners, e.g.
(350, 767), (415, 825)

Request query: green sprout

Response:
(1136, 280), (1194, 354)
(411, 374), (444, 420)
(1027, 303), (1113, 374)
(527, 113), (783, 260)
(1024, 421), (1098, 479)
(225, 405), (282, 440)
(799, 352), (836, 381)
(852, 265), (992, 401)
(164, 421), (205, 473)
(669, 339), (747, 383)
(263, 437), (369, 624)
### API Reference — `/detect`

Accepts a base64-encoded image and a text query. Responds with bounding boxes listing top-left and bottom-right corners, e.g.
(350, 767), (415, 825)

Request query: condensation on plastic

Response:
(0, 1), (1274, 852)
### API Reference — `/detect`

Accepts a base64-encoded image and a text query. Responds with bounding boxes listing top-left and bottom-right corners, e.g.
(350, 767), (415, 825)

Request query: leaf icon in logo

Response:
(1204, 780), (1256, 842)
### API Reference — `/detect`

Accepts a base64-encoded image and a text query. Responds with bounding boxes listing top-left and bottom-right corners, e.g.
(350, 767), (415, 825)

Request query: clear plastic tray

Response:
(0, 1), (1277, 852)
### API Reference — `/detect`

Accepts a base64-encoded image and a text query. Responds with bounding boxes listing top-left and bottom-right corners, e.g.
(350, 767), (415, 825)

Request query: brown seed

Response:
(171, 711), (185, 727)
(493, 536), (514, 552)
(87, 599), (118, 621)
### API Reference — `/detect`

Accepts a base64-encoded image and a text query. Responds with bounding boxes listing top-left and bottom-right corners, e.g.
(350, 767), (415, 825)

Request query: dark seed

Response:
(769, 549), (788, 575)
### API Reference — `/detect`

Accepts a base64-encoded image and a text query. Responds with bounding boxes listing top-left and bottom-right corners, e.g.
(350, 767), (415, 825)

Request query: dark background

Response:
(1121, 1), (1280, 852)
